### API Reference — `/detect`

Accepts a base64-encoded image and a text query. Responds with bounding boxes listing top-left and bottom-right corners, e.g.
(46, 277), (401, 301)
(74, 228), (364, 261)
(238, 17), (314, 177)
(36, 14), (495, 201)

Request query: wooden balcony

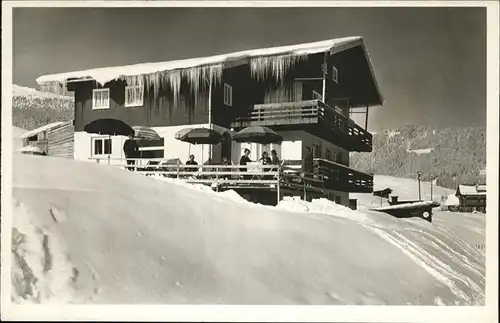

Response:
(280, 158), (374, 193)
(231, 100), (373, 152)
(313, 158), (373, 193)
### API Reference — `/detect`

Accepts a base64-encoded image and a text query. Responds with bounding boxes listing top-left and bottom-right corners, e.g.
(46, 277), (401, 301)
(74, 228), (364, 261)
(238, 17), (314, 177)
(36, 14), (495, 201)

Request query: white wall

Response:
(152, 124), (214, 165)
(232, 142), (286, 163)
(279, 130), (350, 165)
(74, 124), (224, 166)
(230, 130), (349, 165)
(74, 131), (128, 165)
(279, 130), (350, 206)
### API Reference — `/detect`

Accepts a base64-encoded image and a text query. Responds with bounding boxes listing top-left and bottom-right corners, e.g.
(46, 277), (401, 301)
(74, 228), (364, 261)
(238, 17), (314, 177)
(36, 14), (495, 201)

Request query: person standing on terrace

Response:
(123, 134), (139, 171)
(186, 154), (198, 172)
(270, 149), (280, 166)
(239, 148), (252, 175)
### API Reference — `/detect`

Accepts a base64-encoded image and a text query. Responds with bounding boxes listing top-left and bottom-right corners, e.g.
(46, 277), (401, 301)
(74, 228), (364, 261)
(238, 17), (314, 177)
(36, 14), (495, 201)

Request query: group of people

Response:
(239, 148), (280, 172)
(183, 148), (281, 174)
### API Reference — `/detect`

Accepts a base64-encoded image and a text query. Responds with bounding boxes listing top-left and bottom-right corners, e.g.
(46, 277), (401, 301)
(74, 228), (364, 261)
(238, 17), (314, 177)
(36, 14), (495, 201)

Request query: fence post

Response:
(216, 167), (219, 192)
(303, 174), (307, 201)
(177, 160), (180, 179)
(277, 169), (281, 204)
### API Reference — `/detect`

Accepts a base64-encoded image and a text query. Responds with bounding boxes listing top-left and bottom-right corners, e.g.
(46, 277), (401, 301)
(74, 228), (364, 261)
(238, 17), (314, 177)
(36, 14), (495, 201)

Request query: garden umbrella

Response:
(233, 126), (283, 145)
(84, 119), (134, 136)
(132, 126), (162, 159)
(84, 119), (134, 164)
(177, 127), (225, 145)
(176, 127), (226, 163)
(132, 126), (161, 140)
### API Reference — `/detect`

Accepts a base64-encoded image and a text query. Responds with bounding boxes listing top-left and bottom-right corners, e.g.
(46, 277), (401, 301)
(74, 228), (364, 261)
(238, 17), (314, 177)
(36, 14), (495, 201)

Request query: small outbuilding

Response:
(455, 184), (486, 213)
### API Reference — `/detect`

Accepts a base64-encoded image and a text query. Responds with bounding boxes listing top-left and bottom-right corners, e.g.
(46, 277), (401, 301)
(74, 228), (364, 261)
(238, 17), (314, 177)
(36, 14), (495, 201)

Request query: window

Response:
(125, 85), (144, 107)
(92, 137), (112, 156)
(312, 143), (321, 158)
(292, 81), (303, 101)
(336, 151), (343, 164)
(93, 88), (110, 110)
(325, 148), (331, 161)
(312, 90), (323, 101)
(332, 65), (339, 83)
(224, 83), (233, 107)
(334, 195), (342, 204)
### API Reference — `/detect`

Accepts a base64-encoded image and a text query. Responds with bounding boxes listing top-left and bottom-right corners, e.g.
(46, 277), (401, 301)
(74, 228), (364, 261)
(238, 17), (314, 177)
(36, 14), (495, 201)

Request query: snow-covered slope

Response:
(11, 155), (485, 305)
(12, 126), (26, 150)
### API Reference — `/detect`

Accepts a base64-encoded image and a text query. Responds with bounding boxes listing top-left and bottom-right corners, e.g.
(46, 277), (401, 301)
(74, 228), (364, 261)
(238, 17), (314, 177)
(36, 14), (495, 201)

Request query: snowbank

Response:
(10, 155), (485, 305)
(12, 126), (26, 150)
(445, 194), (460, 206)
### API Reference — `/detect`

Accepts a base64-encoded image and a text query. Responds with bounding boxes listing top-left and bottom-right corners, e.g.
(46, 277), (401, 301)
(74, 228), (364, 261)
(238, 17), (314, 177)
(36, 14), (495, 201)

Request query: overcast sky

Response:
(12, 7), (486, 131)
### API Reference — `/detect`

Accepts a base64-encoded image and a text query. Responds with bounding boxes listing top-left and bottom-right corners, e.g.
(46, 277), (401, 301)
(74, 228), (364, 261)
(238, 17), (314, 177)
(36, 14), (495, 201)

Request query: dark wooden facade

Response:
(69, 80), (210, 132)
(456, 194), (486, 213)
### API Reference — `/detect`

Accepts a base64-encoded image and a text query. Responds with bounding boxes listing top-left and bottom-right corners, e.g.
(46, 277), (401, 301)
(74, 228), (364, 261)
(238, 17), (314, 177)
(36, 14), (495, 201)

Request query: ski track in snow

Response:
(153, 177), (486, 305)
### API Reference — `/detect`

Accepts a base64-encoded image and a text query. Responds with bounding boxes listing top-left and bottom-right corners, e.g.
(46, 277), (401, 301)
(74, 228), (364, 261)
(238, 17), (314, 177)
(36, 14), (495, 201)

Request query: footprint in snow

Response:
(49, 207), (67, 224)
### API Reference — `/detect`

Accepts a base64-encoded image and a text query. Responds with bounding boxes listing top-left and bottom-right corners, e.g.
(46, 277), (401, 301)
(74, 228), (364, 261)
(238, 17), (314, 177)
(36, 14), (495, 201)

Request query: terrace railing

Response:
(88, 157), (326, 198)
(313, 158), (373, 193)
(231, 99), (372, 152)
(89, 156), (372, 195)
(284, 158), (373, 193)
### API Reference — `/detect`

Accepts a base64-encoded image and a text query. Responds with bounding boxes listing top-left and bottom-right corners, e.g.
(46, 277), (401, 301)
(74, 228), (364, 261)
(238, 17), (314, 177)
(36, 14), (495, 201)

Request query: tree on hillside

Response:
(350, 126), (486, 189)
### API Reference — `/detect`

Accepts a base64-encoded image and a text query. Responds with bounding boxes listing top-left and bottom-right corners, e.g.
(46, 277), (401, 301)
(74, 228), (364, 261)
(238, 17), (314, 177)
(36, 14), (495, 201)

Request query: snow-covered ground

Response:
(10, 154), (485, 305)
(12, 126), (26, 150)
(352, 175), (453, 209)
(407, 147), (434, 155)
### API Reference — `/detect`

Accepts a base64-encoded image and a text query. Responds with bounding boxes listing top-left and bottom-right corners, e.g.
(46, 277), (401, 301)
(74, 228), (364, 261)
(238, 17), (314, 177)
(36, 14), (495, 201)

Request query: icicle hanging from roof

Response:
(250, 53), (309, 83)
(123, 63), (223, 108)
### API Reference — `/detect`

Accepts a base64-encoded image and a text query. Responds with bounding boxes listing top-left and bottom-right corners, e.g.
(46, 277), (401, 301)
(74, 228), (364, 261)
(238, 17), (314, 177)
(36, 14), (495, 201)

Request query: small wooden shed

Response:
(455, 184), (486, 213)
(20, 121), (74, 158)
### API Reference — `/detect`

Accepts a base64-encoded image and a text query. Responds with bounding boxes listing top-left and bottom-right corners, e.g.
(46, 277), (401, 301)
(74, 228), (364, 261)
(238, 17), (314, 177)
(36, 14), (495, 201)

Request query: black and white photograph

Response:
(1, 1), (498, 321)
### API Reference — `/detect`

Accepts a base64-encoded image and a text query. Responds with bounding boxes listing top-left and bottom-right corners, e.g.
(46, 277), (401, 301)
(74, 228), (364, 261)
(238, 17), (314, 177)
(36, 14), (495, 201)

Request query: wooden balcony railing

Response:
(231, 100), (373, 152)
(313, 158), (373, 193)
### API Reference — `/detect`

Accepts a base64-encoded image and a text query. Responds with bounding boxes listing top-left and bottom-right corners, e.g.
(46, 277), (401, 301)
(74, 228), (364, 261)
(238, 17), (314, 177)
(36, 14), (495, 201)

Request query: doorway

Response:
(220, 131), (232, 161)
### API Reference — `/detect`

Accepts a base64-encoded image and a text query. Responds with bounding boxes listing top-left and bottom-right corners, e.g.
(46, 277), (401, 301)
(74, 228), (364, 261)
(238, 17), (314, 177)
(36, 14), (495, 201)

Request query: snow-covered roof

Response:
(457, 185), (487, 196)
(20, 121), (68, 139)
(13, 85), (73, 99)
(36, 37), (380, 99)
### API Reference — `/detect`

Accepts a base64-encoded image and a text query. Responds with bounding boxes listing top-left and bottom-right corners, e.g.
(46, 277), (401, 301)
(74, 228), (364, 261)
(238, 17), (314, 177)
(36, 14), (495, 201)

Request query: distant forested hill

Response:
(12, 85), (74, 130)
(350, 125), (487, 189)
